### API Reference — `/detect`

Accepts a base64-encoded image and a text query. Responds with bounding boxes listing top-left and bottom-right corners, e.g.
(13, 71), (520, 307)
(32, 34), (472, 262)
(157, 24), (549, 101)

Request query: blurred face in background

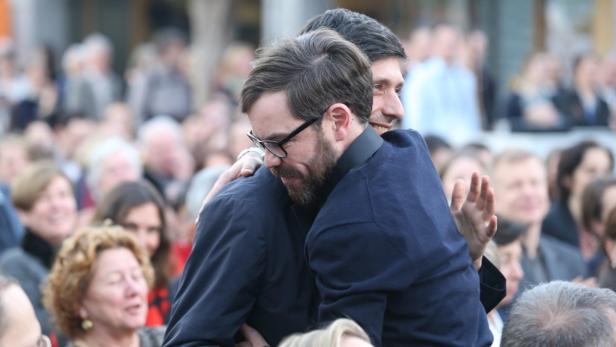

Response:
(120, 203), (162, 257)
(97, 153), (141, 199)
(497, 241), (524, 305)
(80, 247), (149, 334)
(0, 140), (29, 185)
(568, 147), (612, 203)
(23, 175), (77, 246)
(0, 284), (47, 347)
(494, 157), (549, 225)
(440, 155), (485, 201)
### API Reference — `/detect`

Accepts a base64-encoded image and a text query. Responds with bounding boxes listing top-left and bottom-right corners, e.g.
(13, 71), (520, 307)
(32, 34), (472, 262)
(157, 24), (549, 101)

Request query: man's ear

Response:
(325, 103), (352, 141)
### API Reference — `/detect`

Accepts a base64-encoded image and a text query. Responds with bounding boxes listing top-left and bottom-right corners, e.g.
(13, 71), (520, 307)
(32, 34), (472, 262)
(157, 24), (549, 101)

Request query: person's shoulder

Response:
(0, 247), (27, 265)
(540, 234), (582, 257)
(215, 167), (287, 203)
(381, 128), (424, 145)
(138, 326), (166, 347)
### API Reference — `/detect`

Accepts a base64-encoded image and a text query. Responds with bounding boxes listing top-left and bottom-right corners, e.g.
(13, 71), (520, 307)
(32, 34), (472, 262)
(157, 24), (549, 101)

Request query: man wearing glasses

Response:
(0, 275), (51, 347)
(165, 10), (499, 347)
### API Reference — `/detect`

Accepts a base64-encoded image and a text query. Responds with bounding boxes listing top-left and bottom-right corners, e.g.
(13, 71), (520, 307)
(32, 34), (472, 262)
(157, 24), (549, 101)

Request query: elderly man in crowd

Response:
(502, 281), (616, 347)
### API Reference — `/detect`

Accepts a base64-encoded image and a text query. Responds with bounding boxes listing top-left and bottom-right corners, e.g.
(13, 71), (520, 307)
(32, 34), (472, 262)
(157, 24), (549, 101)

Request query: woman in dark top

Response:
(543, 141), (614, 264)
(0, 161), (78, 342)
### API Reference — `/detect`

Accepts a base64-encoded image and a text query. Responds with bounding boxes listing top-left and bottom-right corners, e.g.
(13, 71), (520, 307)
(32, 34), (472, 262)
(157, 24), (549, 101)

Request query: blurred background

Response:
(2, 0), (614, 116)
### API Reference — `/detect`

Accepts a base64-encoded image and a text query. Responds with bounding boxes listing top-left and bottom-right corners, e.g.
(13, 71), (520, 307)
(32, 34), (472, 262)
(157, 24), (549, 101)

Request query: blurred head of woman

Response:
(11, 161), (77, 246)
(279, 318), (372, 347)
(92, 180), (171, 290)
(44, 225), (157, 346)
(557, 141), (614, 208)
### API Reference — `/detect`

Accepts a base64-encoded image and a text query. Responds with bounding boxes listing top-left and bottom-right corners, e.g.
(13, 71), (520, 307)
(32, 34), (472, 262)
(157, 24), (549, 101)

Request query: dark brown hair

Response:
(241, 28), (373, 125)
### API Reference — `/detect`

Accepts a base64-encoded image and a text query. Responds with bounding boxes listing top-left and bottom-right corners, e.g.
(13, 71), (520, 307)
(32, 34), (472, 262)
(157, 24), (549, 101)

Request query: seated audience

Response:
(492, 150), (586, 295)
(43, 225), (164, 347)
(562, 52), (611, 127)
(504, 52), (569, 131)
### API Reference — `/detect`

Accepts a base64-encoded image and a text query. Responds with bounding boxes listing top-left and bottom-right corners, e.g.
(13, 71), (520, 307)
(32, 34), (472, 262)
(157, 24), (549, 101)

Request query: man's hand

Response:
(202, 151), (263, 205)
(195, 151), (263, 224)
(450, 172), (498, 269)
(235, 324), (269, 347)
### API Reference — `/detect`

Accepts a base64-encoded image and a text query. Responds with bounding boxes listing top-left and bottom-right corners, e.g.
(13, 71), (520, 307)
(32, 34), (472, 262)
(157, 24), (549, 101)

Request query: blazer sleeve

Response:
(163, 196), (266, 347)
(478, 257), (506, 312)
(306, 222), (415, 347)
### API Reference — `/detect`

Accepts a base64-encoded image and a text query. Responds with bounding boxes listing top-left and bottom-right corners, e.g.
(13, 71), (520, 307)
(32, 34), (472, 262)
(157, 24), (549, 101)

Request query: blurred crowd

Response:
(402, 24), (616, 145)
(0, 21), (616, 347)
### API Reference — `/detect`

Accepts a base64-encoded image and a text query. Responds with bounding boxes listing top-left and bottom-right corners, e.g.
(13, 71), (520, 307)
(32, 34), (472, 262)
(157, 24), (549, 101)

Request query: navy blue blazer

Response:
(306, 128), (492, 347)
(164, 130), (501, 347)
(163, 168), (317, 347)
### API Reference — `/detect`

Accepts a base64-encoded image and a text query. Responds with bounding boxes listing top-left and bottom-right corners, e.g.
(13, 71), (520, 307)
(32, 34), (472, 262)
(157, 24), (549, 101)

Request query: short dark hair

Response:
(424, 135), (452, 156)
(556, 140), (614, 202)
(241, 28), (373, 124)
(493, 215), (527, 246)
(300, 8), (406, 63)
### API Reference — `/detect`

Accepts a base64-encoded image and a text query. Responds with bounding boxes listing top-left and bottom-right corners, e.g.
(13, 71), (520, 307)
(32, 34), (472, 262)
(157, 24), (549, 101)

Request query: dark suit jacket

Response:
(163, 130), (502, 347)
(504, 91), (571, 132)
(519, 234), (586, 292)
(306, 128), (492, 347)
(542, 200), (579, 247)
(563, 89), (611, 127)
(163, 168), (317, 347)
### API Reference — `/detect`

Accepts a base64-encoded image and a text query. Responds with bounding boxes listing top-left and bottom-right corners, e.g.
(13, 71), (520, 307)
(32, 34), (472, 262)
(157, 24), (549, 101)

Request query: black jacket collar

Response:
(319, 126), (383, 206)
(21, 227), (56, 269)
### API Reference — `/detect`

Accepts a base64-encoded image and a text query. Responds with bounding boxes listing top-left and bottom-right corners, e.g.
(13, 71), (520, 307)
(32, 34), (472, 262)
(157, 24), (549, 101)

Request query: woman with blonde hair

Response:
(44, 225), (164, 347)
(279, 319), (372, 347)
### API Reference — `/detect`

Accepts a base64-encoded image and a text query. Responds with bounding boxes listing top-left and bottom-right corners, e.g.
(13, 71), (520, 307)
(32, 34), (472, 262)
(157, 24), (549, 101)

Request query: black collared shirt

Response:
(319, 126), (383, 207)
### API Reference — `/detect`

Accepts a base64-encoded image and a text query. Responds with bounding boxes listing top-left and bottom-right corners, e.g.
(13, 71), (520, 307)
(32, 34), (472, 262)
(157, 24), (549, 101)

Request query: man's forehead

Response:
(370, 57), (404, 83)
(247, 91), (300, 138)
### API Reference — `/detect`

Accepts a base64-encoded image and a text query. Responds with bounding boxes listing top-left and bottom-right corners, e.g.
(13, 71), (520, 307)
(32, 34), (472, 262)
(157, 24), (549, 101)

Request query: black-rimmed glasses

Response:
(246, 117), (319, 158)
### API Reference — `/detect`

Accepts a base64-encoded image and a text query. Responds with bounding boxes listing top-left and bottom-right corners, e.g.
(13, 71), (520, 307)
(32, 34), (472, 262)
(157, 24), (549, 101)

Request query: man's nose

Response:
(264, 151), (282, 169)
(383, 92), (404, 121)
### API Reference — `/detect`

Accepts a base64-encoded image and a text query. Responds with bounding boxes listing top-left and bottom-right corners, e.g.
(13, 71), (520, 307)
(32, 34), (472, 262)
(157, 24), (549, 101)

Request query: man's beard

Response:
(270, 131), (337, 207)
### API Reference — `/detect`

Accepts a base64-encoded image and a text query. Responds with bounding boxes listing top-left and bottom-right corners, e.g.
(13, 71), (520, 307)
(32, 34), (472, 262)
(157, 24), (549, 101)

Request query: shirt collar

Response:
(319, 126), (383, 205)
